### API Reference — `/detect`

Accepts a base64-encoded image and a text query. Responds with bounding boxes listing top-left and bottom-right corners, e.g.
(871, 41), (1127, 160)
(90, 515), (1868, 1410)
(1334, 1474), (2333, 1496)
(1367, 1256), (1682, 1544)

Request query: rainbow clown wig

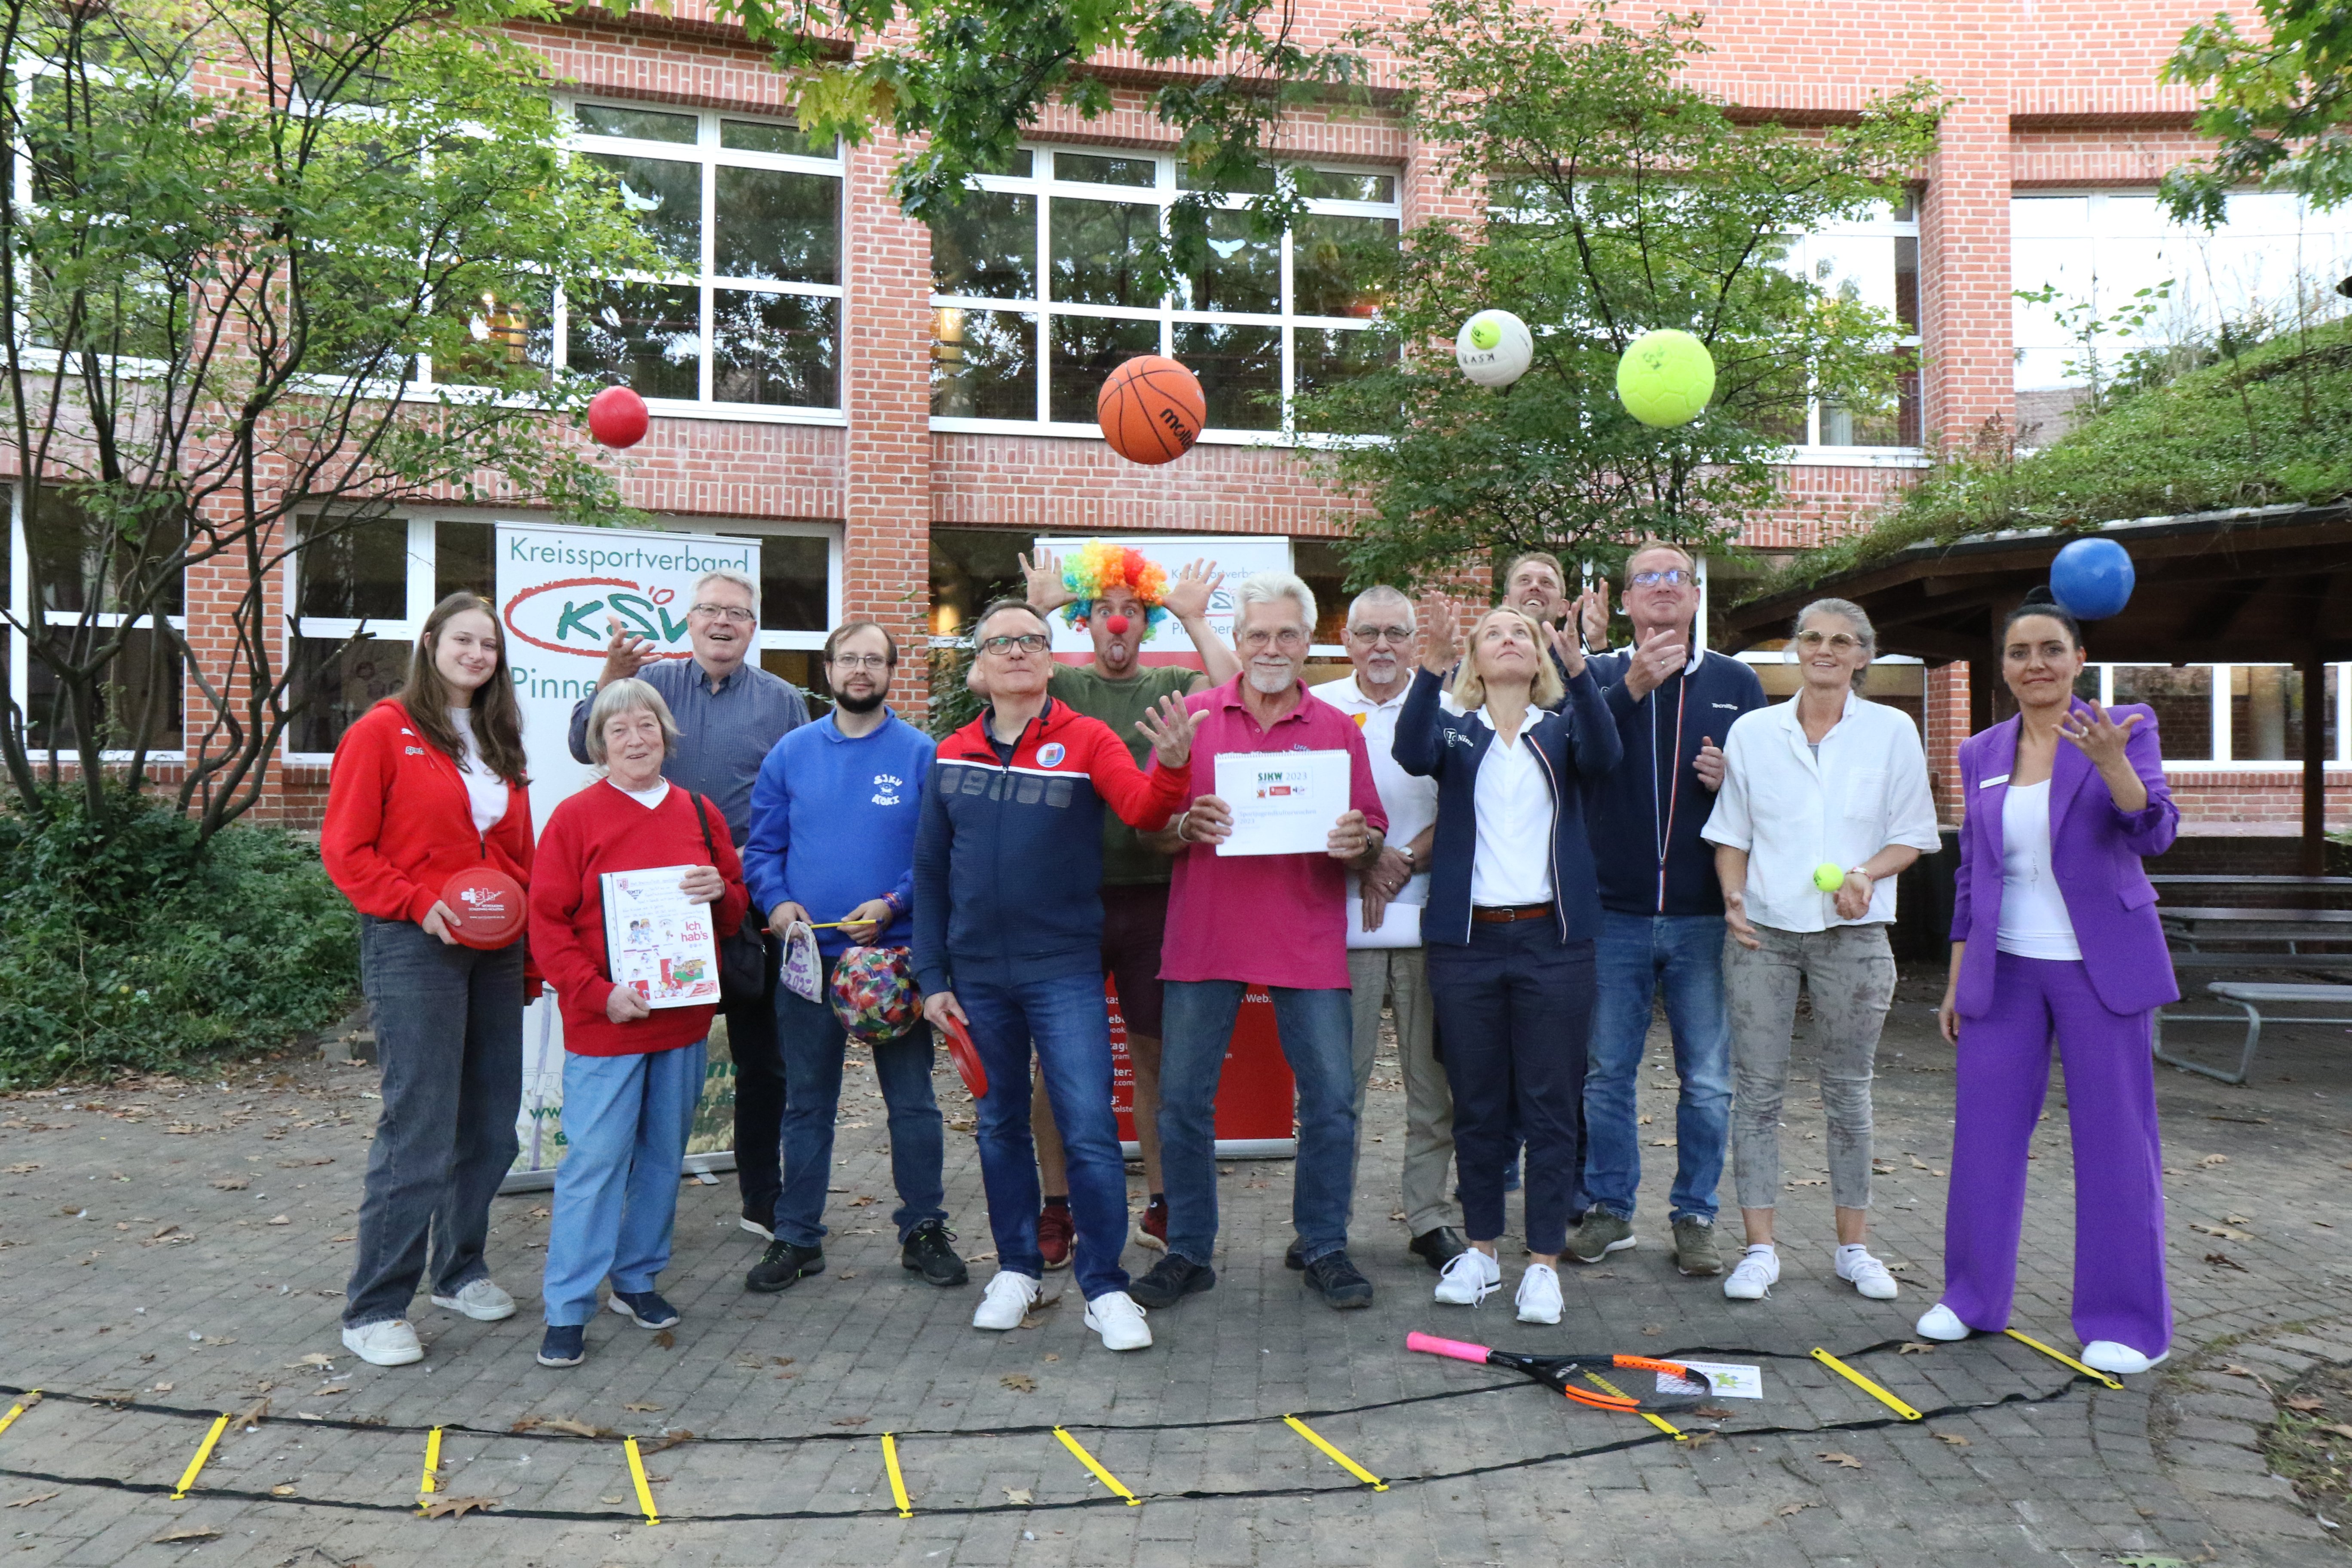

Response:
(1060, 541), (1172, 631)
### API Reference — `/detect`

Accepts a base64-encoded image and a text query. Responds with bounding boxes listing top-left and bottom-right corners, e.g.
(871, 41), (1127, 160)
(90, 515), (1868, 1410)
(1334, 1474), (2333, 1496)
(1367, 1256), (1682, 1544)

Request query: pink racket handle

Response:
(1406, 1330), (1493, 1366)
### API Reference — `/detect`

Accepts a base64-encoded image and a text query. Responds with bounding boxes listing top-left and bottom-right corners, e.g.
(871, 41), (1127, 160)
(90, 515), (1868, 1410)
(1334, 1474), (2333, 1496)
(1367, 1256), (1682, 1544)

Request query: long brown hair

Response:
(398, 592), (528, 785)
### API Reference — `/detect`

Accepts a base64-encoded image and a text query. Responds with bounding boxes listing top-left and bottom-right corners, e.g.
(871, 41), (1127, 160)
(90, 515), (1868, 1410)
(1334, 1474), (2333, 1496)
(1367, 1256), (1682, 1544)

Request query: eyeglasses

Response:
(977, 633), (1050, 655)
(1629, 569), (1692, 588)
(1794, 629), (1865, 652)
(1239, 627), (1308, 650)
(830, 653), (891, 671)
(691, 603), (756, 624)
(1348, 624), (1414, 644)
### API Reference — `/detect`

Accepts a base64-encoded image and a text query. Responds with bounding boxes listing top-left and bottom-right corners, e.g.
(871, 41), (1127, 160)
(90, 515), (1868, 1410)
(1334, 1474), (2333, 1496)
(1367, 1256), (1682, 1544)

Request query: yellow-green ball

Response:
(1616, 328), (1716, 427)
(1813, 862), (1847, 892)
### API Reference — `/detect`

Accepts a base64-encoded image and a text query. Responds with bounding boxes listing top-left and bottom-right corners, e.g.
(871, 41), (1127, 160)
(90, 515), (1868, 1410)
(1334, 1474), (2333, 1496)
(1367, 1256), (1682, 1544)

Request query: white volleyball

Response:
(1454, 309), (1534, 387)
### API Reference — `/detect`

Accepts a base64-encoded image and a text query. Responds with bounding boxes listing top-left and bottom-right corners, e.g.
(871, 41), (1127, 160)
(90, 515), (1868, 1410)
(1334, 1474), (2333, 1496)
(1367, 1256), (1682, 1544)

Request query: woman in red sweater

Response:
(528, 677), (748, 1368)
(321, 592), (534, 1369)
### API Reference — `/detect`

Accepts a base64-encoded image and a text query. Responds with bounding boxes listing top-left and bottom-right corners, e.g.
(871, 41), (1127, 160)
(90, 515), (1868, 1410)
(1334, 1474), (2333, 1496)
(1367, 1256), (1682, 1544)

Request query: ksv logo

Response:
(871, 772), (904, 806)
(1036, 743), (1067, 768)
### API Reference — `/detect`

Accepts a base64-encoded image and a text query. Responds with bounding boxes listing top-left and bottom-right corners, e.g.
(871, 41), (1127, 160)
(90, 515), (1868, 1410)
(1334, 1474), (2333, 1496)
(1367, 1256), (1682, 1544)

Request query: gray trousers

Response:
(1348, 946), (1459, 1237)
(345, 916), (524, 1327)
(1724, 922), (1896, 1214)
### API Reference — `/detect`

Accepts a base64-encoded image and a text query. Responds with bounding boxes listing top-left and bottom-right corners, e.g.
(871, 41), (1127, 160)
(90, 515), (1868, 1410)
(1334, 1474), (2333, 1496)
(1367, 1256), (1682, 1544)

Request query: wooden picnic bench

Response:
(2153, 902), (2352, 1083)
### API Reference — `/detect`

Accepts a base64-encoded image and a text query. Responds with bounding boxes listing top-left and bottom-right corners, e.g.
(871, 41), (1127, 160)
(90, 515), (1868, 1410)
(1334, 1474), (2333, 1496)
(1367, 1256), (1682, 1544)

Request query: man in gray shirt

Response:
(567, 567), (809, 1237)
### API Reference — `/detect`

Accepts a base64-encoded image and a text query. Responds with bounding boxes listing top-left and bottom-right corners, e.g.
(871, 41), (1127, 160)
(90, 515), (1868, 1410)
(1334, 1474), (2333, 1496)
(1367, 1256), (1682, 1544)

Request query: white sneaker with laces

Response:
(1515, 1263), (1564, 1326)
(340, 1318), (424, 1366)
(2080, 1340), (2168, 1375)
(431, 1279), (516, 1321)
(1836, 1247), (1900, 1301)
(971, 1270), (1042, 1331)
(1915, 1304), (1971, 1341)
(1433, 1248), (1501, 1306)
(1084, 1291), (1152, 1351)
(1723, 1246), (1779, 1301)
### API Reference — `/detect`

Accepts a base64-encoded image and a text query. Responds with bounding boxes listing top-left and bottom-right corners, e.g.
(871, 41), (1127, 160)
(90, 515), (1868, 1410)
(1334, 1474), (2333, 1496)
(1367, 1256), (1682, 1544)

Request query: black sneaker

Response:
(607, 1290), (680, 1329)
(1284, 1237), (1306, 1271)
(745, 1238), (824, 1294)
(536, 1323), (585, 1367)
(1408, 1226), (1470, 1271)
(1129, 1253), (1216, 1309)
(1303, 1251), (1374, 1309)
(900, 1220), (970, 1288)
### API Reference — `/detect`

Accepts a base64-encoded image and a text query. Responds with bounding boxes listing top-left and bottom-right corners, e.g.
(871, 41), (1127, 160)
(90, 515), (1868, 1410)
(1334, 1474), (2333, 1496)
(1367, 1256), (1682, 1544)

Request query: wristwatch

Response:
(1397, 844), (1416, 870)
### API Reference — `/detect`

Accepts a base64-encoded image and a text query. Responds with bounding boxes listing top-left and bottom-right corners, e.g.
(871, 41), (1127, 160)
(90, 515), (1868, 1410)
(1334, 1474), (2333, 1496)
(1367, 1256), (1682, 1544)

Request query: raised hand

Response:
(1576, 580), (1611, 649)
(2058, 700), (2143, 772)
(1540, 618), (1587, 679)
(1622, 624), (1688, 699)
(599, 613), (657, 687)
(1163, 559), (1223, 622)
(1417, 589), (1464, 676)
(1019, 549), (1076, 612)
(1135, 691), (1207, 768)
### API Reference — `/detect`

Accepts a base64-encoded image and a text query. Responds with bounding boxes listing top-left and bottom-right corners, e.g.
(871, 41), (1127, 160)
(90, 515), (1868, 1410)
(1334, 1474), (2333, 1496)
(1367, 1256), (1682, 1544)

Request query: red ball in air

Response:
(1104, 614), (1131, 636)
(587, 386), (650, 449)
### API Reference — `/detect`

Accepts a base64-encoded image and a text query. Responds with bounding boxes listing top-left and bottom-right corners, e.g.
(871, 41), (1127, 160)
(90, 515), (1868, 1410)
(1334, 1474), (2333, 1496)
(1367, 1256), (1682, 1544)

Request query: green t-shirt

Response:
(1049, 662), (1201, 886)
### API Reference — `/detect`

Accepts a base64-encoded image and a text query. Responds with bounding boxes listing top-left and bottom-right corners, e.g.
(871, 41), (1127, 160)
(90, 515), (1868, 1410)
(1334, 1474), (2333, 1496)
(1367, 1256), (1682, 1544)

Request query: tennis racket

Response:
(1406, 1331), (1713, 1412)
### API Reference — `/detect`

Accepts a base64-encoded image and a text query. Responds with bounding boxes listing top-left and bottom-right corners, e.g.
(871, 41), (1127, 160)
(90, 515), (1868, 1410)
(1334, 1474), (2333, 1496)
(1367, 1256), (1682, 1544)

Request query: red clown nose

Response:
(1104, 614), (1131, 635)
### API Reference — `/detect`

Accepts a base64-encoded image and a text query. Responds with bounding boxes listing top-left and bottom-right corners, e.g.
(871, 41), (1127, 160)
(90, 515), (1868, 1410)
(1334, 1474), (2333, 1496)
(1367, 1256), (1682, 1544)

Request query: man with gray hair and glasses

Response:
(571, 566), (810, 1243)
(1310, 587), (1464, 1275)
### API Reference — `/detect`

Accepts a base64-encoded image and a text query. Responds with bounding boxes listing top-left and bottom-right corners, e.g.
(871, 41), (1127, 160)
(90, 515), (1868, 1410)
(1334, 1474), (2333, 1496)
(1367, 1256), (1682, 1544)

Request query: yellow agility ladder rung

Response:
(1811, 1348), (1924, 1421)
(623, 1436), (660, 1525)
(1053, 1426), (1141, 1506)
(1281, 1415), (1387, 1491)
(171, 1414), (232, 1501)
(2003, 1329), (2125, 1391)
(1584, 1373), (1684, 1441)
(881, 1432), (913, 1518)
(0, 1392), (40, 1439)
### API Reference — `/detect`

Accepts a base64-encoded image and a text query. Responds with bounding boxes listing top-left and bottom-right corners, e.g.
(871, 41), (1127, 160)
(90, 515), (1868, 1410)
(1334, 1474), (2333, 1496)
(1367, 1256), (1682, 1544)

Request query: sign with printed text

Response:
(1032, 534), (1293, 663)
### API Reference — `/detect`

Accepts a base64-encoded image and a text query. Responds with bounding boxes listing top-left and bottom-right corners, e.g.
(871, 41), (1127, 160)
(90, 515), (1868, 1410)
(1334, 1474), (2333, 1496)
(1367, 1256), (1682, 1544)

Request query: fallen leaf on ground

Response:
(1694, 1406), (1734, 1420)
(292, 1354), (335, 1367)
(422, 1496), (499, 1519)
(2316, 1422), (2352, 1442)
(1042, 1353), (1060, 1363)
(1004, 1487), (1034, 1505)
(640, 1431), (694, 1455)
(2285, 1395), (2326, 1412)
(1936, 1433), (1971, 1446)
(1818, 1452), (1863, 1470)
(527, 1206), (551, 1219)
(2190, 1223), (2250, 1240)
(1001, 1374), (1036, 1392)
(267, 1215), (290, 1226)
(1776, 1500), (1817, 1517)
(3, 1492), (58, 1508)
(1898, 1342), (1935, 1355)
(209, 1177), (248, 1190)
(837, 1271), (857, 1280)
(2219, 1364), (2269, 1384)
(623, 1402), (663, 1412)
(652, 1330), (676, 1349)
(3, 1163), (37, 1175)
(153, 1527), (220, 1542)
(600, 1495), (625, 1506)
(831, 1415), (870, 1427)
(2205, 1252), (2248, 1272)
(734, 1358), (765, 1371)
(2224, 1214), (2254, 1225)
(328, 1234), (356, 1243)
(1641, 1323), (1663, 1337)
(511, 1415), (606, 1437)
(848, 1194), (877, 1207)
(234, 1397), (270, 1430)
(270, 1484), (297, 1496)
(2197, 1153), (2227, 1167)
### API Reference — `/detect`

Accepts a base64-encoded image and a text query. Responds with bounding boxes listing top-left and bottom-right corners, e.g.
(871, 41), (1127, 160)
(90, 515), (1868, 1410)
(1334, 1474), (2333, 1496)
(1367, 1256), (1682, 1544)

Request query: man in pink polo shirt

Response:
(1129, 570), (1390, 1312)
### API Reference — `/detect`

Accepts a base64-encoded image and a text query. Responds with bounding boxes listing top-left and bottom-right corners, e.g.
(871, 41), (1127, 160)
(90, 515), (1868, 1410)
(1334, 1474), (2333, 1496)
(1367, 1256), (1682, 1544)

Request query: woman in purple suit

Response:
(1920, 586), (2180, 1375)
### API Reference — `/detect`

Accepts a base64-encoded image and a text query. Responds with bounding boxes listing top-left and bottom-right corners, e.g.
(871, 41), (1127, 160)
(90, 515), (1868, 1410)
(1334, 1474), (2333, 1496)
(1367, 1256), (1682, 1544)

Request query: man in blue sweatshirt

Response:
(738, 621), (962, 1295)
(1568, 542), (1766, 1279)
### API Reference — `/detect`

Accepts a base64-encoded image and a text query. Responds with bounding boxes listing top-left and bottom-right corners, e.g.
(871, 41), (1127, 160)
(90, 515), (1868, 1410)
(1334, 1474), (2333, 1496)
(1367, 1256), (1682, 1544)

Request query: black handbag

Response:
(690, 793), (768, 1003)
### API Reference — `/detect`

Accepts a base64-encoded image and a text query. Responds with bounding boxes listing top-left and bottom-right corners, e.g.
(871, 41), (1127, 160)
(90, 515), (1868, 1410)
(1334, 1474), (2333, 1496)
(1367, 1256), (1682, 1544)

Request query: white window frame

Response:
(927, 147), (1402, 445)
(279, 508), (844, 765)
(2092, 662), (2352, 772)
(555, 98), (848, 426)
(6, 484), (188, 761)
(1776, 200), (1926, 466)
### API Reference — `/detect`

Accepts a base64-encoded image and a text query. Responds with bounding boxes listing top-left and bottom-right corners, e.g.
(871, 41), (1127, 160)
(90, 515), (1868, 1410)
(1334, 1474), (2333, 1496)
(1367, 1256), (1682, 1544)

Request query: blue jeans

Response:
(542, 1041), (706, 1326)
(957, 969), (1130, 1301)
(1159, 981), (1357, 1268)
(772, 955), (946, 1249)
(1584, 910), (1733, 1223)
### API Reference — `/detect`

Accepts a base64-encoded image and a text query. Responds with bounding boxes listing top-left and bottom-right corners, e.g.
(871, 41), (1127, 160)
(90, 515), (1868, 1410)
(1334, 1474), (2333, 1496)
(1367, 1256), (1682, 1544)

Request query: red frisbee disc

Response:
(587, 385), (649, 449)
(937, 1014), (988, 1100)
(441, 867), (525, 949)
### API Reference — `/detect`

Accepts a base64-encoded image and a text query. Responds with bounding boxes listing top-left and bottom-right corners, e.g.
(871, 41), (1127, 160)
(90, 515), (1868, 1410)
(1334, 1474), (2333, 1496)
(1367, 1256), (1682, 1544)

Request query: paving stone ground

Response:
(1, 961), (2348, 1566)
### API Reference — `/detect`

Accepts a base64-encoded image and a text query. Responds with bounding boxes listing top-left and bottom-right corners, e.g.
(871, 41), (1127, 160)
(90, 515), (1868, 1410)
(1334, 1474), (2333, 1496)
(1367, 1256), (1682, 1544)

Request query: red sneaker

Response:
(1131, 1196), (1169, 1253)
(1038, 1203), (1075, 1271)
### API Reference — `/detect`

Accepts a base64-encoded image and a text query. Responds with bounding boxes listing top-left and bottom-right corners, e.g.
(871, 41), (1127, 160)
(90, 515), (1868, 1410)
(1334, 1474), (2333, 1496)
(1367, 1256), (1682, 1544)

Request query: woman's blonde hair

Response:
(1449, 607), (1566, 711)
(585, 678), (681, 766)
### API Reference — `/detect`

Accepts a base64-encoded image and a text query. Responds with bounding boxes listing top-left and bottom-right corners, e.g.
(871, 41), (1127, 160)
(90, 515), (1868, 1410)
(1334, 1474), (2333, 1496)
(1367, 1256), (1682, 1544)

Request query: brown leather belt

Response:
(1471, 903), (1555, 925)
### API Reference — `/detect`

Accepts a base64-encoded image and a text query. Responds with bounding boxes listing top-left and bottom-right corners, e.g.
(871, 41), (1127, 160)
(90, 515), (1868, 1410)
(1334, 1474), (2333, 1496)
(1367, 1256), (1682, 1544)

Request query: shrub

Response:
(0, 789), (358, 1086)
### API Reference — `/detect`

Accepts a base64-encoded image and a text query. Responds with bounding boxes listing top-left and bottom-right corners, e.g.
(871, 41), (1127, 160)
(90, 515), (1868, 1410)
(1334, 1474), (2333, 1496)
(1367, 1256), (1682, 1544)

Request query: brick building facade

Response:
(77, 0), (2349, 839)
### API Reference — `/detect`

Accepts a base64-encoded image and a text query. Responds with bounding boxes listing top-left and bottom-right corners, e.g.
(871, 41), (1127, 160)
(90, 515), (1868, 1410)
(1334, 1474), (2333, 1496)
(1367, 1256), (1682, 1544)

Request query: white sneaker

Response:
(1514, 1263), (1564, 1326)
(1084, 1291), (1152, 1351)
(1723, 1246), (1779, 1301)
(340, 1318), (424, 1366)
(2081, 1340), (2169, 1376)
(431, 1279), (517, 1321)
(1836, 1247), (1900, 1301)
(971, 1270), (1042, 1331)
(1915, 1304), (1971, 1341)
(1433, 1248), (1501, 1306)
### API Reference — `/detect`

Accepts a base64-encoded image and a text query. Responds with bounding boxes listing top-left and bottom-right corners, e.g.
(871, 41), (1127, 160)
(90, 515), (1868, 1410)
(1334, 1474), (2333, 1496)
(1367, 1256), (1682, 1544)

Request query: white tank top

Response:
(1996, 780), (2081, 961)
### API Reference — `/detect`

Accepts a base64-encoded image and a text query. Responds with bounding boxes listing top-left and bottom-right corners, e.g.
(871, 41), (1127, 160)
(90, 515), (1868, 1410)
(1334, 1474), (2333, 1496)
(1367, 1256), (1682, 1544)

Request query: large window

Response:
(6, 487), (186, 756)
(2012, 192), (2352, 443)
(1983, 662), (2351, 768)
(284, 512), (842, 757)
(554, 101), (844, 416)
(1774, 199), (1922, 456)
(928, 150), (1400, 439)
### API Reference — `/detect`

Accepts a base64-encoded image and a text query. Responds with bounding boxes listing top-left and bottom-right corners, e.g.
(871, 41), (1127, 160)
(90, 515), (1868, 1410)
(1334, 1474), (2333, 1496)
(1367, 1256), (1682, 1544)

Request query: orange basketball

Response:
(1096, 355), (1207, 465)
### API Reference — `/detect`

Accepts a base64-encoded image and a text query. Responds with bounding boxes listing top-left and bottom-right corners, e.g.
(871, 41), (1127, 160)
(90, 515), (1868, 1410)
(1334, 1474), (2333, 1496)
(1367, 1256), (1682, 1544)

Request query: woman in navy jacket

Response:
(1920, 587), (2180, 1375)
(1394, 594), (1622, 1325)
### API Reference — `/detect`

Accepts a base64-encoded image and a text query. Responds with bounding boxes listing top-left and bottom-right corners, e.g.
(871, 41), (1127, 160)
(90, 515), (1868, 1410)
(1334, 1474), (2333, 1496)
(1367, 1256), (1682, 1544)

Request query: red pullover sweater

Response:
(322, 699), (533, 924)
(529, 780), (750, 1056)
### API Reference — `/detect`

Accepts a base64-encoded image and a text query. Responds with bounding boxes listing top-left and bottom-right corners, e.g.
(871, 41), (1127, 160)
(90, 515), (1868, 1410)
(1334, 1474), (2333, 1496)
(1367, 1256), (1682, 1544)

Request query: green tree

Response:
(1287, 0), (1941, 597)
(0, 0), (658, 847)
(2162, 0), (2352, 226)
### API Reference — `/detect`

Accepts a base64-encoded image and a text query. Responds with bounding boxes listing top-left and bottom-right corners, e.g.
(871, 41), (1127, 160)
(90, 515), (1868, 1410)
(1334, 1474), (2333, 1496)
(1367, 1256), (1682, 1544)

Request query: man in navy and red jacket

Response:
(915, 599), (1199, 1354)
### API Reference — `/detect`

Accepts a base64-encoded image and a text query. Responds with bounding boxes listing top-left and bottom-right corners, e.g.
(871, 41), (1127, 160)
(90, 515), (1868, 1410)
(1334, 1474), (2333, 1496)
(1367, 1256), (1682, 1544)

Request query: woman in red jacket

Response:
(321, 592), (534, 1369)
(528, 677), (748, 1368)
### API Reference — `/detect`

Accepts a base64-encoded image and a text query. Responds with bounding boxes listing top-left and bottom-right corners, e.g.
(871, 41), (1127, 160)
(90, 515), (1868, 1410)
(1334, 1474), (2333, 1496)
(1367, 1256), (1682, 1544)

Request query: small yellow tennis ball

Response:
(1616, 328), (1717, 426)
(1813, 862), (1847, 892)
(1470, 318), (1501, 351)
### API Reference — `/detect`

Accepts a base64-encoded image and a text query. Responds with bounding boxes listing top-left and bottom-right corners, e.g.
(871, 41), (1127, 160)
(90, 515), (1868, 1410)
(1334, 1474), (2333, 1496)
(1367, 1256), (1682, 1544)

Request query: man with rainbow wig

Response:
(1006, 540), (1240, 1262)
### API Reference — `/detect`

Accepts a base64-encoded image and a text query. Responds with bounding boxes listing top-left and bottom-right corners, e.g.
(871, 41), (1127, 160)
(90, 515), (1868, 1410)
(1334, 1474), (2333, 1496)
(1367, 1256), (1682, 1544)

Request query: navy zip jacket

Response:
(913, 698), (1191, 997)
(1582, 646), (1767, 917)
(1392, 664), (1623, 947)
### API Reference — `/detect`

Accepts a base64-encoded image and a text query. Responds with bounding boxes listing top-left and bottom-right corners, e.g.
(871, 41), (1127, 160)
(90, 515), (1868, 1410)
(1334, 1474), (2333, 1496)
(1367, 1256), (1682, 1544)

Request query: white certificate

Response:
(601, 864), (722, 1010)
(1214, 749), (1353, 857)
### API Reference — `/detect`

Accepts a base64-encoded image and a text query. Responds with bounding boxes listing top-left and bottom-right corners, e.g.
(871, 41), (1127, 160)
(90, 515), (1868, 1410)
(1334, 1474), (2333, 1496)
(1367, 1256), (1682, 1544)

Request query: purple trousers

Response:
(1943, 951), (2171, 1357)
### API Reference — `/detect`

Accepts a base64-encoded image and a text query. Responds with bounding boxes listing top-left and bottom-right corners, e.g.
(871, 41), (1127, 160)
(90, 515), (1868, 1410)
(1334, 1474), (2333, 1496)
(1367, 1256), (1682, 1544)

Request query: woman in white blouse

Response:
(1701, 598), (1942, 1306)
